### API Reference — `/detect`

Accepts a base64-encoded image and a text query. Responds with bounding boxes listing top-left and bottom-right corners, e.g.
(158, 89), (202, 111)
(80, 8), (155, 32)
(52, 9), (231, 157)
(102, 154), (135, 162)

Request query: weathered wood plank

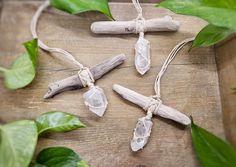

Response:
(216, 38), (236, 147)
(0, 0), (2, 19)
(0, 1), (224, 167)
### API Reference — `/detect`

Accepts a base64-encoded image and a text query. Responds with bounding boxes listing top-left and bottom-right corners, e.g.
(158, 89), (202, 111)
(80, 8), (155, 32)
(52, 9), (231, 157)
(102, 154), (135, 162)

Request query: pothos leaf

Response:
(0, 39), (38, 89)
(50, 0), (113, 20)
(192, 24), (235, 48)
(36, 111), (86, 135)
(34, 147), (89, 167)
(158, 0), (236, 29)
(0, 120), (38, 167)
(191, 118), (236, 167)
(157, 0), (236, 48)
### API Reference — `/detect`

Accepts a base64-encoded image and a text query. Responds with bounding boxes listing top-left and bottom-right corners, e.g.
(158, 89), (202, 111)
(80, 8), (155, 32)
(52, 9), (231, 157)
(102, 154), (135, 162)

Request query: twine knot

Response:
(143, 97), (162, 120)
(78, 67), (95, 87)
(135, 17), (146, 34)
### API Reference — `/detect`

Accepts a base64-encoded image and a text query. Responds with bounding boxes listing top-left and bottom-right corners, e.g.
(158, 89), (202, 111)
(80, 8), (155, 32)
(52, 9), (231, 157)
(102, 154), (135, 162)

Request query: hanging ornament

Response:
(30, 0), (126, 117)
(91, 0), (180, 75)
(113, 38), (194, 151)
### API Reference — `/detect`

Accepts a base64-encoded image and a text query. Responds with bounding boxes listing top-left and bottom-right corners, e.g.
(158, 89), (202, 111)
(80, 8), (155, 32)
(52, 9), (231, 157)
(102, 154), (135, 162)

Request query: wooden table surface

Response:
(0, 0), (225, 166)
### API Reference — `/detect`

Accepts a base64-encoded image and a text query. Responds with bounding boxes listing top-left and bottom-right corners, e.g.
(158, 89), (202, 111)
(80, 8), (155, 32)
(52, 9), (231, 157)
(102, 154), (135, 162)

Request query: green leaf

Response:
(158, 0), (236, 29)
(0, 39), (38, 89)
(0, 120), (38, 167)
(191, 118), (236, 167)
(77, 160), (90, 167)
(36, 111), (86, 135)
(35, 147), (89, 167)
(50, 0), (113, 20)
(192, 24), (235, 48)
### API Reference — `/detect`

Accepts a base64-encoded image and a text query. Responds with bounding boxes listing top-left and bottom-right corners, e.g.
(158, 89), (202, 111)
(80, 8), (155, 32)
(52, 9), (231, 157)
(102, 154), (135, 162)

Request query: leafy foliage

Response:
(36, 111), (86, 135)
(192, 24), (234, 48)
(191, 118), (236, 167)
(0, 112), (86, 167)
(0, 39), (38, 89)
(0, 120), (38, 167)
(158, 0), (236, 47)
(35, 147), (89, 167)
(50, 0), (113, 19)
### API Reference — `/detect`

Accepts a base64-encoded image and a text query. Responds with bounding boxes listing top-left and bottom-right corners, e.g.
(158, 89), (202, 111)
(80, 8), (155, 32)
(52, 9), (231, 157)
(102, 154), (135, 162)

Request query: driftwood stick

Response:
(113, 84), (191, 126)
(91, 16), (180, 34)
(44, 54), (126, 99)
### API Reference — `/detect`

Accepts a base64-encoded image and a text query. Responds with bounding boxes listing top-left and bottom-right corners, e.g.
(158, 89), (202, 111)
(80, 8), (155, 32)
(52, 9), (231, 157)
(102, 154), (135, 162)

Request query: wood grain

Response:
(0, 1), (224, 167)
(215, 38), (236, 147)
(0, 0), (2, 18)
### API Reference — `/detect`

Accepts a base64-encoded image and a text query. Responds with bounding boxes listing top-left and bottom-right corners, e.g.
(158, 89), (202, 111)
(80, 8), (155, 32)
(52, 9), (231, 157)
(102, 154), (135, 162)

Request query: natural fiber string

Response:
(132, 0), (143, 16)
(154, 37), (195, 99)
(30, 0), (95, 87)
(132, 0), (146, 34)
(144, 98), (162, 119)
(140, 37), (194, 119)
(78, 67), (95, 87)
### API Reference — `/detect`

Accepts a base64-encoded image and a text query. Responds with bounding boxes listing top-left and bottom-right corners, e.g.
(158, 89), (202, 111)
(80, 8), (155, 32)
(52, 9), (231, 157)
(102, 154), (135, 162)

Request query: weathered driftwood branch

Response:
(91, 16), (180, 34)
(44, 54), (126, 99)
(113, 84), (191, 126)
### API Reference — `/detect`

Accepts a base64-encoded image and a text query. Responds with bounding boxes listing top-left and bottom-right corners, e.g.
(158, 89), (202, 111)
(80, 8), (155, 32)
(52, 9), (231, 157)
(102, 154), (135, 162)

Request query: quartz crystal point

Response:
(83, 86), (108, 117)
(131, 117), (153, 151)
(135, 35), (151, 75)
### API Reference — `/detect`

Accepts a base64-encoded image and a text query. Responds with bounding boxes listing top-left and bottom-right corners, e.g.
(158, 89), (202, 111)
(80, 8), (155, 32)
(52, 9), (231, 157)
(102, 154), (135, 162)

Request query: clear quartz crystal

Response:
(135, 34), (151, 75)
(83, 86), (108, 117)
(131, 117), (153, 152)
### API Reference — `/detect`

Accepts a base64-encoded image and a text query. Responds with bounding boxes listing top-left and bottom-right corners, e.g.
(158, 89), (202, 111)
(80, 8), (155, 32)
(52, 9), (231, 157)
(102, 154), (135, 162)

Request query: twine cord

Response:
(30, 0), (95, 87)
(154, 37), (195, 99)
(132, 0), (147, 34)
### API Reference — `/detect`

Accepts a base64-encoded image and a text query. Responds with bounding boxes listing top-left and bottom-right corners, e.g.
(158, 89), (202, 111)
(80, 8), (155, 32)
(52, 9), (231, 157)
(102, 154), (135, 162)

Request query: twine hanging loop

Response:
(132, 0), (147, 34)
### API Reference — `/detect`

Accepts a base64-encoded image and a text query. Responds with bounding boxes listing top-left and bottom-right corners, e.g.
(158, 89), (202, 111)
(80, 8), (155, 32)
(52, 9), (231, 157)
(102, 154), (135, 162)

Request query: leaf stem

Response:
(0, 66), (8, 73)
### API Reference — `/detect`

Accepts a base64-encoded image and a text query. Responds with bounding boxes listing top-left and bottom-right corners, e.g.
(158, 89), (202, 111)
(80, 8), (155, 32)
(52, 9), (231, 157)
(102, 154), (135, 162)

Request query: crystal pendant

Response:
(131, 117), (153, 151)
(135, 35), (151, 75)
(83, 86), (108, 117)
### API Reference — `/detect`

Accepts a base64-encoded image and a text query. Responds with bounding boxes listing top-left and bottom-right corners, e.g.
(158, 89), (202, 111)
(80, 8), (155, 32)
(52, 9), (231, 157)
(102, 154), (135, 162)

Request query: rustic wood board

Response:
(216, 38), (236, 147)
(0, 1), (224, 167)
(0, 0), (2, 18)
